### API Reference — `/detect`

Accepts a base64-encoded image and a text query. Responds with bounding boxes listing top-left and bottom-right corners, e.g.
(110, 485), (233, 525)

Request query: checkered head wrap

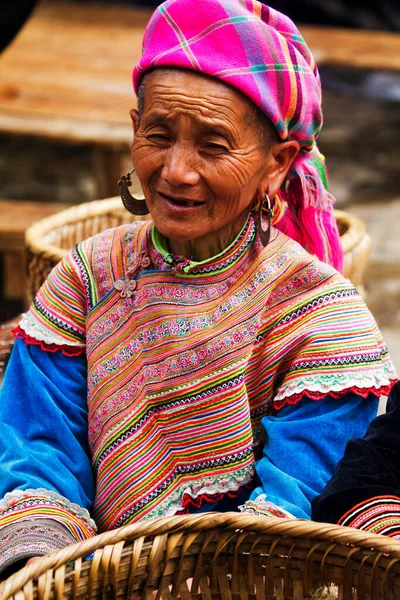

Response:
(132, 0), (343, 271)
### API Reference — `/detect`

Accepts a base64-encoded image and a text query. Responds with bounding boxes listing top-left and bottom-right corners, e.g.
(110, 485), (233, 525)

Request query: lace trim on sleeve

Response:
(16, 314), (85, 350)
(273, 367), (397, 410)
(14, 325), (85, 356)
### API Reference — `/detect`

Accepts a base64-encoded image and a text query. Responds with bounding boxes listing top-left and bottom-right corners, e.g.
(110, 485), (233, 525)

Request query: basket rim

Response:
(2, 512), (400, 598)
(334, 208), (367, 254)
(24, 197), (125, 263)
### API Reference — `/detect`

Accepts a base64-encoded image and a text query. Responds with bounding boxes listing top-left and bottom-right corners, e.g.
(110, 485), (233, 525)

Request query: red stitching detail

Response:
(13, 326), (85, 357)
(178, 488), (245, 514)
(273, 382), (397, 412)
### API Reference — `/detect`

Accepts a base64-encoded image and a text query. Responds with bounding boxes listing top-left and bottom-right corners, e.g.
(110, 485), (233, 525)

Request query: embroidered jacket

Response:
(0, 216), (395, 571)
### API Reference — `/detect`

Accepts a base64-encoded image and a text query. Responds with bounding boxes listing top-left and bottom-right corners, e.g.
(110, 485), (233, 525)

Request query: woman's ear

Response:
(130, 108), (140, 135)
(262, 140), (300, 198)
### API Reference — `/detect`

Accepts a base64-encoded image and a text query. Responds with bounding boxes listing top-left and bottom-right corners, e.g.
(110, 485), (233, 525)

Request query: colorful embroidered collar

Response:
(149, 215), (258, 276)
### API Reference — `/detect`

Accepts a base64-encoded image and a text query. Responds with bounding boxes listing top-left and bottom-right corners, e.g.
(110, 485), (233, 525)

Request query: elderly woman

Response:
(0, 0), (396, 574)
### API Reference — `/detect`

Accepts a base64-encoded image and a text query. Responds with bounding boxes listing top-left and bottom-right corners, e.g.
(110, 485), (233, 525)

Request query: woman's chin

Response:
(151, 214), (206, 243)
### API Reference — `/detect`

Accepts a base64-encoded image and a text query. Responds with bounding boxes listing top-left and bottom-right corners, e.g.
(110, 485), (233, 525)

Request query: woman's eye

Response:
(203, 143), (229, 154)
(148, 134), (170, 143)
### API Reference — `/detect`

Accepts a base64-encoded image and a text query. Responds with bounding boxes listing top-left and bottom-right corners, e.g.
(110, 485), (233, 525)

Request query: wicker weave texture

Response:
(1, 513), (400, 600)
(24, 199), (370, 300)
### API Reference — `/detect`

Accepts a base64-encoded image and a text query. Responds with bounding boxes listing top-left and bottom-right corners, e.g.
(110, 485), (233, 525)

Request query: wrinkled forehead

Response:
(138, 68), (262, 121)
(140, 68), (253, 103)
(138, 67), (277, 149)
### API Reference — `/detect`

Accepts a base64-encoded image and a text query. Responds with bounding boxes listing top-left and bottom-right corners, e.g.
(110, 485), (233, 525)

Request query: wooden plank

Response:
(92, 147), (132, 199)
(3, 251), (26, 300)
(0, 200), (73, 250)
(300, 26), (400, 71)
(0, 114), (131, 147)
(0, 1), (151, 145)
(0, 1), (399, 152)
(0, 198), (72, 301)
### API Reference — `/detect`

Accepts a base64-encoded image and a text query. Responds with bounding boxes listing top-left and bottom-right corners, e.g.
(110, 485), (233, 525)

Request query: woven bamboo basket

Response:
(24, 199), (370, 301)
(1, 513), (400, 600)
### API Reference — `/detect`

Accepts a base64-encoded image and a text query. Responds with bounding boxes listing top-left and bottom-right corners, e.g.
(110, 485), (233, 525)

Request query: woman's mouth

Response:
(158, 192), (205, 211)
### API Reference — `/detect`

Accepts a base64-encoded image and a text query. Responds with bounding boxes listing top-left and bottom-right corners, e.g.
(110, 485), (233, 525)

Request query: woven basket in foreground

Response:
(24, 198), (370, 301)
(1, 513), (400, 600)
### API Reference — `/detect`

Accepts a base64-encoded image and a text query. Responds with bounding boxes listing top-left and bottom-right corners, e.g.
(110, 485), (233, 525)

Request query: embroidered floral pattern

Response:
(0, 488), (97, 571)
(274, 365), (396, 409)
(117, 464), (255, 526)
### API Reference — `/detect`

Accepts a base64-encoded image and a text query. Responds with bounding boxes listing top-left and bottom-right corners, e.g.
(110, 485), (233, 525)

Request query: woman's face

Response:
(131, 69), (297, 259)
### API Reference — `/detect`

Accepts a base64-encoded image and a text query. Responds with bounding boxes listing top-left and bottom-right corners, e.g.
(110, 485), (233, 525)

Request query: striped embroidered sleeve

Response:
(338, 496), (400, 539)
(14, 240), (94, 354)
(0, 338), (96, 575)
(261, 273), (396, 411)
(0, 490), (97, 575)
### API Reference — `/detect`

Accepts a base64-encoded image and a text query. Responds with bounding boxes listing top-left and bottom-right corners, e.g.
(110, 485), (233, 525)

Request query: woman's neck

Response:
(167, 211), (250, 262)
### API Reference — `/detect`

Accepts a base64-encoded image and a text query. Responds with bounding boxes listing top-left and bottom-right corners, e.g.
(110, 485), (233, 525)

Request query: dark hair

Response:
(137, 72), (149, 119)
(137, 68), (278, 152)
(244, 102), (279, 151)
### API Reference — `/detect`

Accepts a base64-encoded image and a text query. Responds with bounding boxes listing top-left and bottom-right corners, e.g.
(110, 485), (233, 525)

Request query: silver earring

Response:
(118, 168), (149, 216)
(255, 193), (274, 247)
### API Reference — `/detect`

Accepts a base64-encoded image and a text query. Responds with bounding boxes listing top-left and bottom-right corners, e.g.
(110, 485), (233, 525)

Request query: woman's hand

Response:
(26, 557), (41, 566)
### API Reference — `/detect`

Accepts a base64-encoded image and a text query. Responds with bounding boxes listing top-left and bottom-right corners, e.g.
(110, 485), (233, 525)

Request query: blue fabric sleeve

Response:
(0, 338), (94, 511)
(250, 393), (379, 519)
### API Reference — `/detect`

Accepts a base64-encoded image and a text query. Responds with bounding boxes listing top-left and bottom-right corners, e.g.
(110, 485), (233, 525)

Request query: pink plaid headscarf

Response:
(132, 0), (343, 271)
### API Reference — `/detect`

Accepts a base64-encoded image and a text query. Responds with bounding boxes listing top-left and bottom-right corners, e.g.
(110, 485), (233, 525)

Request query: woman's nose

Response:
(161, 145), (200, 187)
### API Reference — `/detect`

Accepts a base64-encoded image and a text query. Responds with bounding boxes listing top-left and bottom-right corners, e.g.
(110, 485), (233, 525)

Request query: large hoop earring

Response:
(255, 192), (274, 247)
(118, 168), (150, 216)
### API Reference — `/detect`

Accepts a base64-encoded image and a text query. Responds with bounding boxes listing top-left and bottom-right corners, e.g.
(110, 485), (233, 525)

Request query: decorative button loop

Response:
(114, 252), (151, 298)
